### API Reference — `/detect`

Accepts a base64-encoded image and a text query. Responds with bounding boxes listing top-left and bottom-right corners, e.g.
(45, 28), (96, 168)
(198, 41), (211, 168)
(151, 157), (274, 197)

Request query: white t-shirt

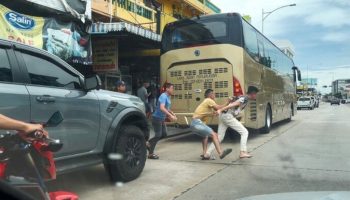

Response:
(228, 96), (249, 117)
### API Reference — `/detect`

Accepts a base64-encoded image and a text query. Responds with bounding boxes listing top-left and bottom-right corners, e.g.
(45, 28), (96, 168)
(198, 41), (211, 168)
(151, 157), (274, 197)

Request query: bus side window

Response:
(242, 21), (259, 62)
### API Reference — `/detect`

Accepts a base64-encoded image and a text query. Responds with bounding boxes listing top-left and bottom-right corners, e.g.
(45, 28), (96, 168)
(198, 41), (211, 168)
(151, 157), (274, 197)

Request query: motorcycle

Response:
(0, 111), (78, 200)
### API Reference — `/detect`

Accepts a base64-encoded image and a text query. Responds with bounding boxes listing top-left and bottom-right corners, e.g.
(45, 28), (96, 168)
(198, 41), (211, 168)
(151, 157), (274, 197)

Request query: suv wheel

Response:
(106, 125), (146, 182)
(261, 105), (272, 134)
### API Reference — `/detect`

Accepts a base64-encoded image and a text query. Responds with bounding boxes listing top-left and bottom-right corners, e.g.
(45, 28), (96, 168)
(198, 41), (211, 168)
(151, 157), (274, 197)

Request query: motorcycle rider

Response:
(0, 114), (47, 136)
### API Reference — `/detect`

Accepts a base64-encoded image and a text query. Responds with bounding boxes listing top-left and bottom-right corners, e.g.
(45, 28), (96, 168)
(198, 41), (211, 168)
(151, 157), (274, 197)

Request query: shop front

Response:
(91, 22), (161, 95)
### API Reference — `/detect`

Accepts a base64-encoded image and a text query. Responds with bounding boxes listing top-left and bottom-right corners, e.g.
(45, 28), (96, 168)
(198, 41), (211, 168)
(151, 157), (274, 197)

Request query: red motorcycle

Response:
(0, 111), (78, 200)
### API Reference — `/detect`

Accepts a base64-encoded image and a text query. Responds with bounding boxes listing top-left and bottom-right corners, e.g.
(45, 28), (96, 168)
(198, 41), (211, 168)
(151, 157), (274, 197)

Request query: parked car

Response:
(330, 98), (341, 105)
(346, 98), (350, 104)
(297, 97), (314, 110)
(0, 39), (149, 182)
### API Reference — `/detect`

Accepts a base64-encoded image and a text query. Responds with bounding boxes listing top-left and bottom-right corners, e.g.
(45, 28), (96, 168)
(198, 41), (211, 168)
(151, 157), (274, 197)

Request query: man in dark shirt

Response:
(115, 80), (126, 93)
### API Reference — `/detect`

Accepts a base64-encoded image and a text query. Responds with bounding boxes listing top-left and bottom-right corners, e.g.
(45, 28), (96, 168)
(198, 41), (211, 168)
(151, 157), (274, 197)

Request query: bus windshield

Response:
(162, 18), (229, 52)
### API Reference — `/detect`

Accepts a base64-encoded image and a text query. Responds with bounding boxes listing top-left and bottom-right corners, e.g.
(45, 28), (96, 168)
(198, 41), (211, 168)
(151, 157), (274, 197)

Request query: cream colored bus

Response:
(160, 13), (301, 133)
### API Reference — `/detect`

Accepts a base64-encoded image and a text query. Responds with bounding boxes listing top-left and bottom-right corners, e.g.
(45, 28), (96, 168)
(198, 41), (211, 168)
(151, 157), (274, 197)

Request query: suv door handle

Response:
(36, 95), (55, 103)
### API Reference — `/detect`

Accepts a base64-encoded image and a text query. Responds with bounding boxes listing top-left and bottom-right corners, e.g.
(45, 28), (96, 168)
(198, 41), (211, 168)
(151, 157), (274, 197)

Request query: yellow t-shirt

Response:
(193, 98), (218, 123)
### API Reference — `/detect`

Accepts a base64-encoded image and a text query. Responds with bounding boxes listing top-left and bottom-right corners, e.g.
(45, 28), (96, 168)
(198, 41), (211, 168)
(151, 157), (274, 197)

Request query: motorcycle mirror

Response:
(45, 111), (64, 127)
(41, 142), (63, 152)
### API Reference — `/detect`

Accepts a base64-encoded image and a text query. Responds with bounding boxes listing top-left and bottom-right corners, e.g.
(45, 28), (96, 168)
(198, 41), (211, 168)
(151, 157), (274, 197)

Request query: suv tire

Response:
(106, 125), (147, 182)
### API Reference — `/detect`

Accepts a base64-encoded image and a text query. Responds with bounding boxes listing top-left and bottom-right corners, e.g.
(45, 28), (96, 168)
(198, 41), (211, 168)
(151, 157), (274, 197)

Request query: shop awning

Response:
(91, 22), (161, 42)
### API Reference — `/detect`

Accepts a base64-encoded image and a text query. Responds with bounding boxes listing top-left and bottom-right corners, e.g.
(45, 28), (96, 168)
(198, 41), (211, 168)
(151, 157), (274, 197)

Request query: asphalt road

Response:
(177, 103), (350, 200)
(48, 103), (350, 200)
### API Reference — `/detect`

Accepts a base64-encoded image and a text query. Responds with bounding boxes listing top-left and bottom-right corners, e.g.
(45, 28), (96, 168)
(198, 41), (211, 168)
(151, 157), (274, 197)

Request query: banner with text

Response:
(92, 38), (118, 72)
(0, 4), (91, 65)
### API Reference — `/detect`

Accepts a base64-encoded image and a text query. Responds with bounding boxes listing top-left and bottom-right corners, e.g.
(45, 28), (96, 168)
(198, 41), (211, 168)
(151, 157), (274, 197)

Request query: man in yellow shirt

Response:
(191, 89), (232, 160)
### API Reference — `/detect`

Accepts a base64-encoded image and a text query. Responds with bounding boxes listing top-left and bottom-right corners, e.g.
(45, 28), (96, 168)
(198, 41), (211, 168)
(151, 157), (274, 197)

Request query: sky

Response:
(211, 0), (350, 93)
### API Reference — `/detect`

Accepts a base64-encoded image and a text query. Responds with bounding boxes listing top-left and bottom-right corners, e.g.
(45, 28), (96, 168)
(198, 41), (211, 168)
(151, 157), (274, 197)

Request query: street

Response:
(48, 103), (350, 199)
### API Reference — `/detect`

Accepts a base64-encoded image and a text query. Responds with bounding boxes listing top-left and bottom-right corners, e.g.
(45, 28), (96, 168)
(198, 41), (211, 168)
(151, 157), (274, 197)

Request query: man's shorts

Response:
(144, 102), (151, 113)
(190, 119), (213, 137)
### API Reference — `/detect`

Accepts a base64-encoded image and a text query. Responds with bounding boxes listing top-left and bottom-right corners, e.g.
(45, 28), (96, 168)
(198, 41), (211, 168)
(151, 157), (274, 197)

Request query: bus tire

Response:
(261, 105), (272, 134)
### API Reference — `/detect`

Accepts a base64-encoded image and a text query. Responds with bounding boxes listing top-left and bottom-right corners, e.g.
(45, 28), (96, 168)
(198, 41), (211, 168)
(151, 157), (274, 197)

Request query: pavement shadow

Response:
(47, 165), (111, 194)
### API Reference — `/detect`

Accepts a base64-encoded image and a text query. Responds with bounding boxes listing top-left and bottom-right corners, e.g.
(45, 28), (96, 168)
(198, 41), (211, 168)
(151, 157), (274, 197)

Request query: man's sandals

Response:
(239, 153), (252, 159)
(148, 154), (159, 159)
(201, 148), (232, 160)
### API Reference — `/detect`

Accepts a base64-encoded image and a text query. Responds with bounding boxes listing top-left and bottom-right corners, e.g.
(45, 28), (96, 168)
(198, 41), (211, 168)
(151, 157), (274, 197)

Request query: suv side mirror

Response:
(85, 75), (101, 91)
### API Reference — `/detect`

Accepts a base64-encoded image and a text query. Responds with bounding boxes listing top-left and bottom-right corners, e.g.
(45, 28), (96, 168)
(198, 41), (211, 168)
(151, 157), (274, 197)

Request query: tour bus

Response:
(160, 13), (301, 133)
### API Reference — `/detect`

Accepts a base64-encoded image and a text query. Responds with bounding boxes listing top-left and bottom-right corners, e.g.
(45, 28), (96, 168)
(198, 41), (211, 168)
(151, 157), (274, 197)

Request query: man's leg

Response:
(210, 132), (222, 155)
(224, 116), (251, 157)
(202, 137), (208, 156)
(206, 114), (227, 156)
(148, 118), (163, 158)
(161, 122), (168, 138)
(210, 132), (232, 159)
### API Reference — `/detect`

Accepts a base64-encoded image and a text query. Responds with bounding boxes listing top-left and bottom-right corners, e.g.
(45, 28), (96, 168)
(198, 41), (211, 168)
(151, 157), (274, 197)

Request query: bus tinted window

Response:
(242, 19), (294, 75)
(162, 19), (229, 52)
(242, 21), (259, 62)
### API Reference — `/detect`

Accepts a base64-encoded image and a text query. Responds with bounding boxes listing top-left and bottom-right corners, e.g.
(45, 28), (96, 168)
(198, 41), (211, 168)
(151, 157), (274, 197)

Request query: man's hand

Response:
(214, 110), (222, 116)
(169, 115), (177, 122)
(20, 123), (48, 138)
(24, 123), (44, 134)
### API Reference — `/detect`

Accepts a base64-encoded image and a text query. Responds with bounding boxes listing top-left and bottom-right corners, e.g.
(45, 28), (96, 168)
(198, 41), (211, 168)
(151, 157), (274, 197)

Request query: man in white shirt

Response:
(206, 86), (259, 159)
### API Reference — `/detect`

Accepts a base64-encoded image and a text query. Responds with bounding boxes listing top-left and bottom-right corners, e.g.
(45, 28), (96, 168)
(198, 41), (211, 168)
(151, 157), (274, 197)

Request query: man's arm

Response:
(210, 98), (230, 111)
(216, 100), (241, 114)
(0, 114), (44, 134)
(160, 104), (176, 120)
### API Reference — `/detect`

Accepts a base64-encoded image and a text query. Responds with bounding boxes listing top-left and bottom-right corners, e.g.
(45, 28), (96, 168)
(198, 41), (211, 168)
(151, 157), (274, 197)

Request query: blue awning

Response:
(91, 22), (161, 42)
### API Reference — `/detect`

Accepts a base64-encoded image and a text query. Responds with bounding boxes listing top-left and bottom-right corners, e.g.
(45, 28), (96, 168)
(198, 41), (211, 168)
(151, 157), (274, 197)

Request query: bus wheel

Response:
(261, 105), (272, 134)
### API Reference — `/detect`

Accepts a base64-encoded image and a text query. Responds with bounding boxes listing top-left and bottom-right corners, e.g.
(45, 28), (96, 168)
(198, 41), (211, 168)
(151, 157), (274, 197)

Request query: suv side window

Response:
(21, 52), (81, 89)
(0, 48), (12, 82)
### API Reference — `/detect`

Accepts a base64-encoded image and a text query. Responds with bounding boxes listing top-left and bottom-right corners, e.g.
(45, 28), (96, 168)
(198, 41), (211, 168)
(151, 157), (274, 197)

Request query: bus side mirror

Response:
(292, 66), (302, 82)
(292, 66), (297, 82)
(297, 69), (301, 81)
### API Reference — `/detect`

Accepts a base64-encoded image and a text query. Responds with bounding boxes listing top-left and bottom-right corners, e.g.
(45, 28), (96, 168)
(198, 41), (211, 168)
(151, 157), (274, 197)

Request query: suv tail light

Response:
(233, 77), (243, 97)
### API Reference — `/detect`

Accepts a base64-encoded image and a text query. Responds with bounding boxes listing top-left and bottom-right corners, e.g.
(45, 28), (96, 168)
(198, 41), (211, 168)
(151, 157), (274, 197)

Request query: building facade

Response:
(91, 0), (221, 94)
(275, 40), (295, 59)
(297, 78), (318, 96)
(332, 79), (350, 99)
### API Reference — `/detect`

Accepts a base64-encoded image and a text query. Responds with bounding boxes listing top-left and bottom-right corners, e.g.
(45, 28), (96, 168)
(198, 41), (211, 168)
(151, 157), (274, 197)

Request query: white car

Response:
(297, 97), (314, 110)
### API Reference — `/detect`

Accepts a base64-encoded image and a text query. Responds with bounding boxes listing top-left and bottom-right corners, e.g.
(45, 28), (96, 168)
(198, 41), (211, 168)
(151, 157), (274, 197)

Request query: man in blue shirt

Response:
(147, 83), (177, 159)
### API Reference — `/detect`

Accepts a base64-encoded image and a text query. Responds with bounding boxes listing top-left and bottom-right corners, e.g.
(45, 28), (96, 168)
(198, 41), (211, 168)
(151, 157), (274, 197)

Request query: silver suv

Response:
(0, 39), (149, 182)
